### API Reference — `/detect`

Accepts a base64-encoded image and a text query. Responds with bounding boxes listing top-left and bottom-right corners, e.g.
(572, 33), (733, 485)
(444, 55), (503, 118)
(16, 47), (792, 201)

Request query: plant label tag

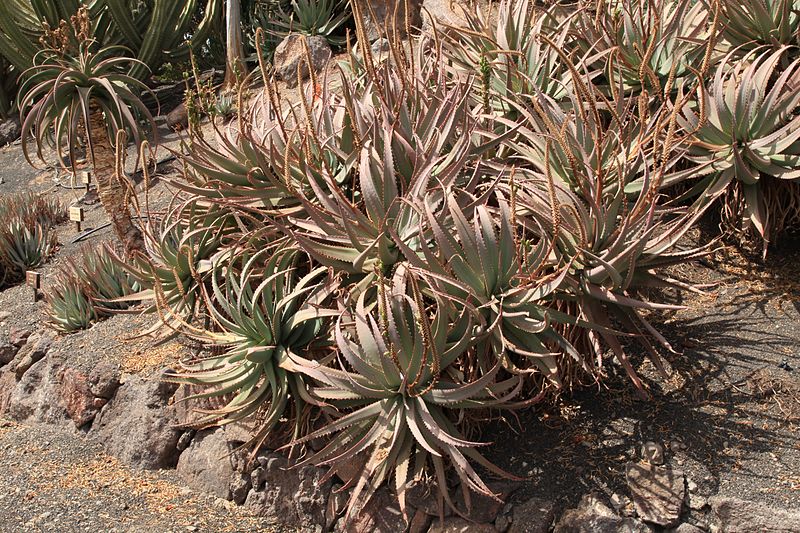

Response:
(26, 271), (41, 290)
(69, 206), (85, 222)
(78, 170), (92, 185)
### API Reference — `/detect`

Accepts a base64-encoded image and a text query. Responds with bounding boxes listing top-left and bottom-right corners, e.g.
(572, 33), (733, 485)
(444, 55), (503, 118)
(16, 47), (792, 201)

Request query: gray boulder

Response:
(626, 462), (684, 527)
(245, 451), (331, 529)
(12, 330), (55, 379)
(710, 496), (800, 532)
(554, 494), (654, 533)
(91, 375), (181, 469)
(6, 353), (70, 426)
(273, 34), (332, 88)
(176, 428), (250, 502)
(508, 496), (557, 533)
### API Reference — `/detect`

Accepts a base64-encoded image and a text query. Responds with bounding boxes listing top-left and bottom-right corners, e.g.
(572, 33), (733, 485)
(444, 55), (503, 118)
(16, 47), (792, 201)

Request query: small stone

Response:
(0, 311), (10, 322)
(626, 462), (684, 527)
(609, 493), (628, 512)
(686, 479), (698, 493)
(640, 442), (665, 465)
(688, 493), (707, 511)
(9, 327), (32, 347)
(428, 517), (495, 533)
(167, 102), (189, 131)
(176, 430), (194, 452)
(554, 494), (653, 533)
(508, 497), (555, 533)
(408, 508), (432, 533)
(668, 525), (704, 533)
(0, 339), (17, 366)
(495, 503), (513, 532)
(0, 115), (21, 146)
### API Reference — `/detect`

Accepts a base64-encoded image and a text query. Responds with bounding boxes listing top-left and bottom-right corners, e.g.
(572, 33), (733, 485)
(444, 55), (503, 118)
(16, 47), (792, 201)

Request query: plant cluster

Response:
(106, 0), (800, 525)
(0, 192), (64, 288)
(44, 244), (138, 332)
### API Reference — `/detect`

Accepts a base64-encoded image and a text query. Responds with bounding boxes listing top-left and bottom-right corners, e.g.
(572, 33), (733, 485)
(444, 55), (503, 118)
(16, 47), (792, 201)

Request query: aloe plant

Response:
(284, 269), (521, 521)
(569, 0), (715, 98)
(0, 219), (56, 276)
(122, 204), (224, 330)
(45, 273), (98, 332)
(714, 0), (800, 53)
(442, 0), (574, 109)
(273, 0), (351, 46)
(675, 47), (800, 249)
(167, 247), (337, 447)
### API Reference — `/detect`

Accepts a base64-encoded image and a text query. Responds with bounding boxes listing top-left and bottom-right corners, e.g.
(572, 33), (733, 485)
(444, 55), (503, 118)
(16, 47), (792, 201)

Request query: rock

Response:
(6, 354), (70, 425)
(667, 525), (704, 533)
(229, 474), (251, 506)
(0, 115), (21, 146)
(709, 496), (800, 532)
(91, 376), (181, 469)
(407, 481), (448, 517)
(0, 311), (10, 322)
(428, 517), (496, 532)
(0, 371), (15, 413)
(626, 462), (684, 528)
(9, 327), (32, 347)
(353, 0), (422, 41)
(640, 442), (664, 465)
(687, 493), (707, 511)
(176, 429), (245, 500)
(554, 494), (654, 533)
(495, 503), (513, 532)
(420, 0), (478, 34)
(176, 430), (195, 451)
(336, 487), (406, 533)
(325, 484), (348, 531)
(245, 451), (331, 528)
(58, 363), (120, 428)
(273, 34), (332, 88)
(12, 331), (55, 379)
(0, 339), (17, 366)
(166, 102), (188, 131)
(508, 497), (556, 533)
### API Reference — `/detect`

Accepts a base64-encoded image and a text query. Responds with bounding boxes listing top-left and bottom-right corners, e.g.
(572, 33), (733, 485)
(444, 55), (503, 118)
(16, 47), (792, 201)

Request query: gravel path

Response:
(0, 419), (290, 533)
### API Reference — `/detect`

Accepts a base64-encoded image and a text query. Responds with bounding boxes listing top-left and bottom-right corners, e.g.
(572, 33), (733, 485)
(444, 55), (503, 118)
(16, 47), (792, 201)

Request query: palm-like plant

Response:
(677, 47), (800, 249)
(19, 39), (154, 255)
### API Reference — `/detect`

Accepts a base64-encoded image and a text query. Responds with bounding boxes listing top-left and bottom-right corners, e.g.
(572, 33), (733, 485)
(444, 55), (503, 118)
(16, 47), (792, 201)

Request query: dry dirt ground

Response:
(0, 118), (799, 531)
